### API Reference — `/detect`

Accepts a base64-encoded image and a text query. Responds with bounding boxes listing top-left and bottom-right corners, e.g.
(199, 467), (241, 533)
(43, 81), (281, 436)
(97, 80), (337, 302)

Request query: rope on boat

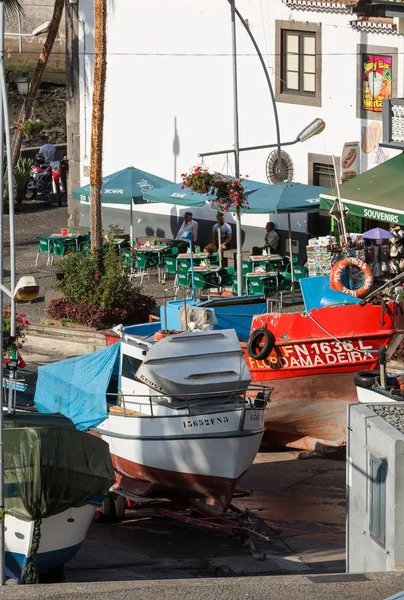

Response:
(306, 312), (378, 354)
(20, 518), (42, 584)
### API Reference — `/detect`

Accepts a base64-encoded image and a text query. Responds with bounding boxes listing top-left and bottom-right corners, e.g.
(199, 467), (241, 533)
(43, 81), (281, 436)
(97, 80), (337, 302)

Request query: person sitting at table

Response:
(252, 222), (279, 255)
(172, 211), (198, 253)
(204, 212), (232, 255)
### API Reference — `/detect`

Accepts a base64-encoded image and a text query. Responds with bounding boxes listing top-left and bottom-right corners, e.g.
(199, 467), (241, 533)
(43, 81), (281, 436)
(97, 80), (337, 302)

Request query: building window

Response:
(282, 31), (316, 95)
(369, 454), (387, 548)
(275, 21), (321, 107)
(357, 44), (398, 120)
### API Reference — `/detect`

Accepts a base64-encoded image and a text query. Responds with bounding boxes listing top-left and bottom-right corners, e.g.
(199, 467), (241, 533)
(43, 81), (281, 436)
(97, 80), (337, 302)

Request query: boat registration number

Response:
(243, 409), (263, 430)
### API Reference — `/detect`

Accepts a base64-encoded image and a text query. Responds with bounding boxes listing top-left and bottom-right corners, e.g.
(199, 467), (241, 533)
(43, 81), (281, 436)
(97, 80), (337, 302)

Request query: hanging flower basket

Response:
(181, 167), (250, 212)
(181, 166), (217, 195)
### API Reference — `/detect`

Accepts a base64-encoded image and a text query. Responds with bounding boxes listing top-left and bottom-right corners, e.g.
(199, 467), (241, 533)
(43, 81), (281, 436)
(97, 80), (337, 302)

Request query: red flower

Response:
(94, 273), (99, 279)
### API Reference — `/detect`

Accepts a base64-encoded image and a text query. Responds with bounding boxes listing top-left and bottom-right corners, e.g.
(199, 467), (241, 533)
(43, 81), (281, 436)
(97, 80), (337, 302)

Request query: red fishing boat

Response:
(243, 278), (404, 451)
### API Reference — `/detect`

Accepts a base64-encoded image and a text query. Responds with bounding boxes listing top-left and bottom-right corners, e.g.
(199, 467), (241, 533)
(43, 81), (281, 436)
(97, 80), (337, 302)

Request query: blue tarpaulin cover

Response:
(34, 343), (120, 431)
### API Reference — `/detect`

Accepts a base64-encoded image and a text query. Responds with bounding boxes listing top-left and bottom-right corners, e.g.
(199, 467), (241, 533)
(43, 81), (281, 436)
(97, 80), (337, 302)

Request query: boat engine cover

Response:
(135, 329), (251, 400)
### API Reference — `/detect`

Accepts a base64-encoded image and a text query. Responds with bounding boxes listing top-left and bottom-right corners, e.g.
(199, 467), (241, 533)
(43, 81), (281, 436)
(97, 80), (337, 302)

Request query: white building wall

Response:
(77, 0), (404, 237)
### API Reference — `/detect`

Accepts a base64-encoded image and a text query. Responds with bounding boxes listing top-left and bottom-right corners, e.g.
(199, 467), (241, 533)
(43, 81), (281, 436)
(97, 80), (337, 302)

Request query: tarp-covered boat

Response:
(3, 412), (114, 582)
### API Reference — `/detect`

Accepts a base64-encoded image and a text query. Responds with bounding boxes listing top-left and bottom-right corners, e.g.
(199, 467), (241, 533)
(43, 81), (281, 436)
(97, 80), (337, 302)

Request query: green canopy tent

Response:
(144, 179), (327, 288)
(72, 166), (173, 239)
(319, 153), (404, 227)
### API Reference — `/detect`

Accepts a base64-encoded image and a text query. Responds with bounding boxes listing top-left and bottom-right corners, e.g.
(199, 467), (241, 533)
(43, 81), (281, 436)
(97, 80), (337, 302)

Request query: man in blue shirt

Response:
(204, 212), (232, 254)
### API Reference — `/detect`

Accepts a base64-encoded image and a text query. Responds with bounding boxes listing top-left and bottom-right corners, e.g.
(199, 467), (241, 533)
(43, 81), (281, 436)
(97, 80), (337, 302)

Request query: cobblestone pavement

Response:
(3, 203), (70, 324)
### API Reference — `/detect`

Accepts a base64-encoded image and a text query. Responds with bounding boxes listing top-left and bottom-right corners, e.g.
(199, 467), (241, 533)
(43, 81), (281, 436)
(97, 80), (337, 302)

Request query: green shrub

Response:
(50, 225), (156, 328)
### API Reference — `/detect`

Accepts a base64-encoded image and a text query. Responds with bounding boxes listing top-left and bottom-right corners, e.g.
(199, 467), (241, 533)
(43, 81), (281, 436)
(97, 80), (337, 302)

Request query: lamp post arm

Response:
(199, 137), (298, 159)
(228, 0), (282, 175)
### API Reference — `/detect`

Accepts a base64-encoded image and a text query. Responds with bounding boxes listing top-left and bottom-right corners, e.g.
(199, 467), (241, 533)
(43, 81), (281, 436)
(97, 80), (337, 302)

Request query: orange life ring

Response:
(330, 257), (373, 298)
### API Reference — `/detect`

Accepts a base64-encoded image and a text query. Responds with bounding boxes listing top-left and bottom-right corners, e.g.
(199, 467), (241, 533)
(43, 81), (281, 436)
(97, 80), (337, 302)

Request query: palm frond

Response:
(2, 0), (25, 19)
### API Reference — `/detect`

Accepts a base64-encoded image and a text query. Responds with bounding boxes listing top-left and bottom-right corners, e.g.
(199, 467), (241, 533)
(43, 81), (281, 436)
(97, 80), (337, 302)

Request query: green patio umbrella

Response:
(145, 179), (326, 289)
(72, 166), (173, 239)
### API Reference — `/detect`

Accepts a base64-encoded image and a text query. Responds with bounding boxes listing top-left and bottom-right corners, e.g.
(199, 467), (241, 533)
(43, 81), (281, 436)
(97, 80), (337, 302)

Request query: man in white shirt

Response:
(39, 136), (56, 163)
(252, 222), (280, 255)
(172, 212), (198, 253)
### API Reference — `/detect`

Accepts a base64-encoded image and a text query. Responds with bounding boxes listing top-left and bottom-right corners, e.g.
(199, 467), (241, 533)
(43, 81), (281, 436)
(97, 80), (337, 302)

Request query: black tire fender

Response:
(247, 328), (276, 361)
(353, 370), (380, 390)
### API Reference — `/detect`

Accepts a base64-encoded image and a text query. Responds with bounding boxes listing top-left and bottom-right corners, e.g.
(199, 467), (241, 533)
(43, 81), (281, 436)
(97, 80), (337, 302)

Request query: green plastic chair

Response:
(283, 255), (299, 269)
(174, 271), (191, 298)
(135, 253), (158, 285)
(219, 266), (235, 288)
(248, 274), (278, 296)
(36, 236), (51, 266)
(163, 247), (179, 281)
(49, 238), (77, 265)
(177, 257), (192, 273)
(278, 266), (307, 291)
(192, 271), (221, 296)
(231, 263), (250, 294)
(122, 248), (137, 278)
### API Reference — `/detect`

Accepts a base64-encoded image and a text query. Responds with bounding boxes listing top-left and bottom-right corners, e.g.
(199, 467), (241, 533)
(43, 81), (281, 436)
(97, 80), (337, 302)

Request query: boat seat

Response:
(108, 404), (148, 417)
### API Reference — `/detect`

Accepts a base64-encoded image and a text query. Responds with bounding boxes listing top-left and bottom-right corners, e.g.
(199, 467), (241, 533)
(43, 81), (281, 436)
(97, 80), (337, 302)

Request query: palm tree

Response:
(10, 0), (64, 170)
(90, 0), (107, 252)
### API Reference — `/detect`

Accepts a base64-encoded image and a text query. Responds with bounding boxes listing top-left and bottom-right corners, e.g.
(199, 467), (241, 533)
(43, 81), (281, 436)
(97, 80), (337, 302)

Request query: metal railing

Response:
(106, 383), (273, 418)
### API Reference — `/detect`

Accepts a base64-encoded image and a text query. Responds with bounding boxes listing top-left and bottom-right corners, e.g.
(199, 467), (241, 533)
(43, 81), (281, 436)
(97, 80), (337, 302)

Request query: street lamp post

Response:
(230, 0), (243, 296)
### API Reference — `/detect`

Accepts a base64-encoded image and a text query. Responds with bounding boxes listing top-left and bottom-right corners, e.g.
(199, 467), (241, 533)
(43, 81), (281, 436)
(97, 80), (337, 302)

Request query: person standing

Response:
(172, 211), (198, 253)
(39, 135), (56, 163)
(204, 212), (233, 254)
(252, 222), (279, 255)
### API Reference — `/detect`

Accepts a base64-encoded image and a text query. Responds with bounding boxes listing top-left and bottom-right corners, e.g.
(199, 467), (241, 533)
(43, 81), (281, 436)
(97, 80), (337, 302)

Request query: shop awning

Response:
(320, 153), (404, 226)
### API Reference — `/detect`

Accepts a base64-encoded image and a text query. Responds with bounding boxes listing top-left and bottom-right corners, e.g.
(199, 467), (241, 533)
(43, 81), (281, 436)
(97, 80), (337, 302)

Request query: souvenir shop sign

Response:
(362, 54), (392, 113)
(320, 153), (404, 227)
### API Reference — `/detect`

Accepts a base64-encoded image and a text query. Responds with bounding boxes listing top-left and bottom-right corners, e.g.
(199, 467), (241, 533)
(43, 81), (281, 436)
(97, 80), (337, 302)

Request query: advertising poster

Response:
(341, 141), (360, 184)
(362, 54), (392, 112)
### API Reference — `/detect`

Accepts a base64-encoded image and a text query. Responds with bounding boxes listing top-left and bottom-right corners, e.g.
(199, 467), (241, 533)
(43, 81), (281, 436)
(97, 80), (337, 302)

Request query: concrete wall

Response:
(5, 0), (65, 70)
(347, 403), (404, 573)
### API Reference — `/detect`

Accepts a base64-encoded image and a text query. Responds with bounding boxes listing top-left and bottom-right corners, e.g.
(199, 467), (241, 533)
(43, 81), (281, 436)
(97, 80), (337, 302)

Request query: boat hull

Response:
(5, 504), (97, 580)
(244, 302), (404, 450)
(95, 407), (264, 509)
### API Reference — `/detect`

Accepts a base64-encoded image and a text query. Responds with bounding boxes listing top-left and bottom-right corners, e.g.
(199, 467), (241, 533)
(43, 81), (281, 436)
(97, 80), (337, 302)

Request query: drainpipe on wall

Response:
(66, 0), (81, 227)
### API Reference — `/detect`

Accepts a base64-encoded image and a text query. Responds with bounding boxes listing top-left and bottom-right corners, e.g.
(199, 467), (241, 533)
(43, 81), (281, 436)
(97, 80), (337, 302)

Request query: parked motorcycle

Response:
(25, 154), (68, 207)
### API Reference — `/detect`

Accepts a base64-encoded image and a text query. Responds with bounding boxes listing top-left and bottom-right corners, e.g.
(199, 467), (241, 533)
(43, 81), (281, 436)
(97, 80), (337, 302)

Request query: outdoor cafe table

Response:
(249, 254), (282, 269)
(136, 245), (169, 261)
(178, 253), (209, 260)
(137, 245), (168, 253)
(48, 233), (81, 249)
(245, 271), (279, 293)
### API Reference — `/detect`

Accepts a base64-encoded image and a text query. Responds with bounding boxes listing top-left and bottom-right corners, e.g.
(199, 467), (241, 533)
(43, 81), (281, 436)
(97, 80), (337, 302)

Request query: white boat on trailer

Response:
(35, 329), (271, 514)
